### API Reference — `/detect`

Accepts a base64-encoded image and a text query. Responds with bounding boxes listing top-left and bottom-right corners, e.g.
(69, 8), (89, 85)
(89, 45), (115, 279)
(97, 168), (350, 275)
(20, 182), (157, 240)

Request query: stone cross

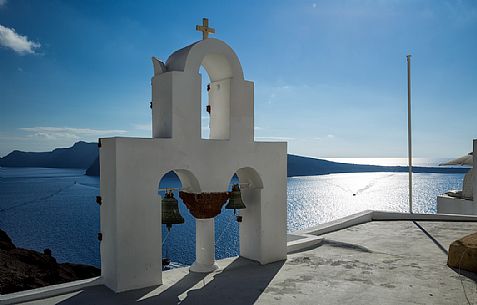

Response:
(196, 18), (215, 40)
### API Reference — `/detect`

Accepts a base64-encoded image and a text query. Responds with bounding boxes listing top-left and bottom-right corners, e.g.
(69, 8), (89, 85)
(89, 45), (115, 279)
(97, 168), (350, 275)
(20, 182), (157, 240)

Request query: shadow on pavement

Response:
(57, 257), (284, 305)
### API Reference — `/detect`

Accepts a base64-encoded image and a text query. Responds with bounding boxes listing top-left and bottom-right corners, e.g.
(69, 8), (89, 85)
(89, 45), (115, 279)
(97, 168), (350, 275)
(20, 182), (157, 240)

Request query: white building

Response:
(437, 139), (476, 215)
(98, 30), (288, 292)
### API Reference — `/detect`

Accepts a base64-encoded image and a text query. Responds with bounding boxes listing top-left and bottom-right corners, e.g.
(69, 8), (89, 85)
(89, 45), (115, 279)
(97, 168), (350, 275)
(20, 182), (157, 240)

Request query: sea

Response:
(0, 158), (468, 268)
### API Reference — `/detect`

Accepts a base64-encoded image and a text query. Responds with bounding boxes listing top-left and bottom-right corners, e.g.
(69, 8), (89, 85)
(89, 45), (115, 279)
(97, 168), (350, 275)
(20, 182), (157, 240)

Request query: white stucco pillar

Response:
(473, 139), (476, 202)
(190, 218), (218, 273)
(209, 78), (231, 140)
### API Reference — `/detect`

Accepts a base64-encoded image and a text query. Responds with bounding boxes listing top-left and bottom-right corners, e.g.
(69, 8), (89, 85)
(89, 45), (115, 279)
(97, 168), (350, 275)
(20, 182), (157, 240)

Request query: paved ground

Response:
(21, 221), (477, 305)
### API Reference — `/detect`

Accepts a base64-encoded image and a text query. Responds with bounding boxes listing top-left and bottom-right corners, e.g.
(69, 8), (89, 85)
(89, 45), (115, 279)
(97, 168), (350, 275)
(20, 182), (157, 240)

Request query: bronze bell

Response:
(225, 184), (246, 211)
(161, 191), (184, 230)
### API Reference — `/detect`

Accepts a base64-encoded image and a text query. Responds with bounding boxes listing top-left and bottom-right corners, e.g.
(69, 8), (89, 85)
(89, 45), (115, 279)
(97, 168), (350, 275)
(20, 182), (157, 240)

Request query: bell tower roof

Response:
(165, 38), (244, 82)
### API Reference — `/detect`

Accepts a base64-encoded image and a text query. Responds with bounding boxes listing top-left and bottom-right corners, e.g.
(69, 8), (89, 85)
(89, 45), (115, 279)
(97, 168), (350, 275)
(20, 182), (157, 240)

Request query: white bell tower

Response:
(99, 19), (287, 292)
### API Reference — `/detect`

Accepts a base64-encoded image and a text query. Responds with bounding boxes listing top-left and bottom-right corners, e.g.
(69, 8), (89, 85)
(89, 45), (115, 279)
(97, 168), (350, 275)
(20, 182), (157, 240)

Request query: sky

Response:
(0, 0), (476, 158)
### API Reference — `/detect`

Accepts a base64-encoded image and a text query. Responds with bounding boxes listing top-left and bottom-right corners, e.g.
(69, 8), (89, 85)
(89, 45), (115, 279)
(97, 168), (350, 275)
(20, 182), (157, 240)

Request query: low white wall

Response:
(474, 139), (476, 201)
(286, 234), (322, 253)
(0, 277), (102, 305)
(299, 210), (374, 236)
(437, 195), (476, 215)
(296, 210), (477, 238)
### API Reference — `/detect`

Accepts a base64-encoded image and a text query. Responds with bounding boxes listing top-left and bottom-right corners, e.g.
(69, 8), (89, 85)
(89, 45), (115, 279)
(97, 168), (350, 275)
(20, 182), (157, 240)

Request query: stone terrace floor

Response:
(21, 221), (477, 305)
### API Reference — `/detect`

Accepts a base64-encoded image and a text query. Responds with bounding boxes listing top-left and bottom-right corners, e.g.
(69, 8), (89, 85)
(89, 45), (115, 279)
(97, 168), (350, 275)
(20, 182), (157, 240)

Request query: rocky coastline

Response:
(0, 229), (100, 295)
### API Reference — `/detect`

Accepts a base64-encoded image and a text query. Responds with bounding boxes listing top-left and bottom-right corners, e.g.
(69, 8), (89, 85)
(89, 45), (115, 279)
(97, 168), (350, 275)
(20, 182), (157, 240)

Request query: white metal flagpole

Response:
(407, 54), (413, 214)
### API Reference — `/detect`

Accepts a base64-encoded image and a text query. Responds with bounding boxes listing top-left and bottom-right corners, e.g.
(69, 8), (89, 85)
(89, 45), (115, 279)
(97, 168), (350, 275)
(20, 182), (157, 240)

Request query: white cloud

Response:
(0, 24), (40, 54)
(255, 136), (294, 141)
(132, 123), (152, 131)
(327, 134), (335, 139)
(19, 127), (127, 140)
(267, 93), (276, 105)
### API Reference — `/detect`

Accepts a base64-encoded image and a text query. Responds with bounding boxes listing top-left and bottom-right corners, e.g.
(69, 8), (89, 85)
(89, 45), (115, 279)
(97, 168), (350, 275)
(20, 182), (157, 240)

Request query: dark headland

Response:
(0, 141), (98, 169)
(0, 141), (469, 176)
(0, 229), (100, 294)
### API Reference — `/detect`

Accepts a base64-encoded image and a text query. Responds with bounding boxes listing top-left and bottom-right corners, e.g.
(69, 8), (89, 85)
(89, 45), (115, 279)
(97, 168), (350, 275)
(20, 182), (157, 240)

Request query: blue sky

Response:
(0, 0), (476, 158)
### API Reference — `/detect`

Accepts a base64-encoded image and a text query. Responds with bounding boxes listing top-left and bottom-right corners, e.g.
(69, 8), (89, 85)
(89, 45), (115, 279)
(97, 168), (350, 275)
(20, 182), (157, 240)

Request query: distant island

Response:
(0, 141), (98, 169)
(0, 141), (469, 177)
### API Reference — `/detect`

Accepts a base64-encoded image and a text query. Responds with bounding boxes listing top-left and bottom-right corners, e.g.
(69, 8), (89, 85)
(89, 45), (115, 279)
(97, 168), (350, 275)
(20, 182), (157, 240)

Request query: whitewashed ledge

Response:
(0, 277), (102, 305)
(286, 210), (477, 253)
(3, 211), (477, 305)
(305, 209), (477, 235)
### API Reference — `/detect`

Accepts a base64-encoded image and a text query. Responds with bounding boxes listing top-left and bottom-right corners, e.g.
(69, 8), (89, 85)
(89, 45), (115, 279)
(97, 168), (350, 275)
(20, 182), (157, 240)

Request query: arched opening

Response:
(200, 66), (211, 139)
(215, 167), (264, 261)
(158, 170), (200, 269)
(235, 167), (264, 261)
(214, 174), (240, 260)
(199, 53), (232, 140)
